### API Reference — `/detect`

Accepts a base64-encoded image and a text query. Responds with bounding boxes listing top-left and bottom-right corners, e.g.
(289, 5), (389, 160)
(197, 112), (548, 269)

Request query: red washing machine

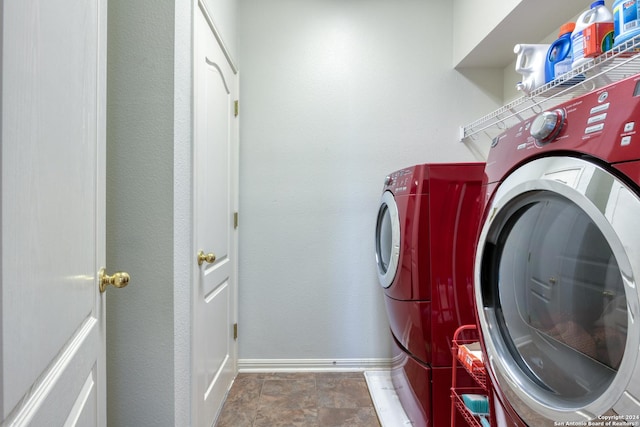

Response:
(375, 163), (485, 426)
(475, 73), (640, 426)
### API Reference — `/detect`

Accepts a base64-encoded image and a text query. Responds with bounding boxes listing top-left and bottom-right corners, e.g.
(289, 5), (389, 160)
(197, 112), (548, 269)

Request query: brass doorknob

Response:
(99, 268), (130, 293)
(197, 250), (216, 266)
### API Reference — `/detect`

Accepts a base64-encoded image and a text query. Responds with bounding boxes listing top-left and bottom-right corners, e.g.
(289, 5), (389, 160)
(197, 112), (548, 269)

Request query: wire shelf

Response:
(452, 388), (489, 427)
(451, 325), (491, 426)
(461, 34), (640, 143)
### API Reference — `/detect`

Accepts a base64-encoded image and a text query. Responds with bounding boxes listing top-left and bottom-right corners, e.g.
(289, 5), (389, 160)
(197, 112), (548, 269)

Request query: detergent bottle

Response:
(613, 0), (640, 47)
(571, 0), (614, 69)
(514, 43), (550, 94)
(546, 22), (576, 82)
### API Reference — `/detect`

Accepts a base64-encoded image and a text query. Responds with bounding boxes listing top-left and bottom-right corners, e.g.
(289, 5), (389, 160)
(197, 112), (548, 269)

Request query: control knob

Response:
(530, 108), (566, 143)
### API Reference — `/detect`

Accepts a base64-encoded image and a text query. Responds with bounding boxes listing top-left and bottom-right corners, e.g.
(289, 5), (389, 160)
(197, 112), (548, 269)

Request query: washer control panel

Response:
(382, 167), (414, 194)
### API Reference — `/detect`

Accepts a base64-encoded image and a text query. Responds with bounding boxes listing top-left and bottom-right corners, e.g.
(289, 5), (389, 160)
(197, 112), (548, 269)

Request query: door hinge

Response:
(234, 100), (239, 117)
(234, 211), (239, 229)
(233, 323), (238, 340)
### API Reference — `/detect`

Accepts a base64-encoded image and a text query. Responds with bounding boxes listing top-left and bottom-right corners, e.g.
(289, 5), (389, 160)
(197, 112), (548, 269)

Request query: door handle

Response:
(197, 250), (216, 266)
(99, 268), (130, 293)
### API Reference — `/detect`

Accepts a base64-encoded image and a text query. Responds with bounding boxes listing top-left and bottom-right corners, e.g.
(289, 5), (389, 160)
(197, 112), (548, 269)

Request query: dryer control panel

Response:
(487, 73), (640, 184)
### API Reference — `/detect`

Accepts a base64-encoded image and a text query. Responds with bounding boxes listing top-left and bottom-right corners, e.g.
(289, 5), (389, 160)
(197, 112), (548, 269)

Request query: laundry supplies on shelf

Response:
(613, 0), (640, 47)
(572, 0), (614, 69)
(546, 22), (576, 82)
(514, 43), (550, 94)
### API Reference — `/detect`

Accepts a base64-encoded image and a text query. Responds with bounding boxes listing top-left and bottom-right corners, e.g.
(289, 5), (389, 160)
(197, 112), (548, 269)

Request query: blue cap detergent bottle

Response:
(546, 22), (576, 82)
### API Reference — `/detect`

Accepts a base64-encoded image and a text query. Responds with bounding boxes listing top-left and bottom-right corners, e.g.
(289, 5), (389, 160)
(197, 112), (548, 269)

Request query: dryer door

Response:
(376, 190), (400, 288)
(475, 157), (640, 424)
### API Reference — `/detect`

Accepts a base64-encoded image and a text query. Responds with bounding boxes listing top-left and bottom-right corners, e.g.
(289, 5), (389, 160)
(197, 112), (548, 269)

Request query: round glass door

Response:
(487, 191), (626, 400)
(475, 157), (640, 423)
(376, 191), (400, 288)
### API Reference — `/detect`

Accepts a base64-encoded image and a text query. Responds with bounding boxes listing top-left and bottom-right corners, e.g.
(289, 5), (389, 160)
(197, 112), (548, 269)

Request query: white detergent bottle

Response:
(571, 0), (613, 69)
(514, 43), (550, 94)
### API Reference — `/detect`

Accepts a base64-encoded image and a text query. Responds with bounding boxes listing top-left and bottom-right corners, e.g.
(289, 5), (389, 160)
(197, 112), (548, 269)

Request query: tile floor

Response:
(215, 372), (382, 427)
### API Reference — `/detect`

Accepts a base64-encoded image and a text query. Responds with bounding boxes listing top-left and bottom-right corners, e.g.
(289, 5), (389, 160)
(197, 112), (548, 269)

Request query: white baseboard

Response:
(238, 358), (393, 373)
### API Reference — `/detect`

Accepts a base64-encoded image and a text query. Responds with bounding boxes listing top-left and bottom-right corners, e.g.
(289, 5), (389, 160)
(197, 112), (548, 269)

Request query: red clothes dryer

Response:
(475, 74), (640, 426)
(375, 163), (485, 426)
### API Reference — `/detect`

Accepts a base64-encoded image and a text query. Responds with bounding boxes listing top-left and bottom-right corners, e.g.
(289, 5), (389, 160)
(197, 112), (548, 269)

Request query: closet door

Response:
(193, 3), (239, 425)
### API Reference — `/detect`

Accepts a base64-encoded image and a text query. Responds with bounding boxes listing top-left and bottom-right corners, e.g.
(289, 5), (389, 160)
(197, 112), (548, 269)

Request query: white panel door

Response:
(2, 0), (108, 426)
(193, 5), (238, 426)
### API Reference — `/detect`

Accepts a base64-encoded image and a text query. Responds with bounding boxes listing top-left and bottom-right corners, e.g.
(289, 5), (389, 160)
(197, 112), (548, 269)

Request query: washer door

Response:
(475, 157), (640, 424)
(376, 190), (400, 288)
